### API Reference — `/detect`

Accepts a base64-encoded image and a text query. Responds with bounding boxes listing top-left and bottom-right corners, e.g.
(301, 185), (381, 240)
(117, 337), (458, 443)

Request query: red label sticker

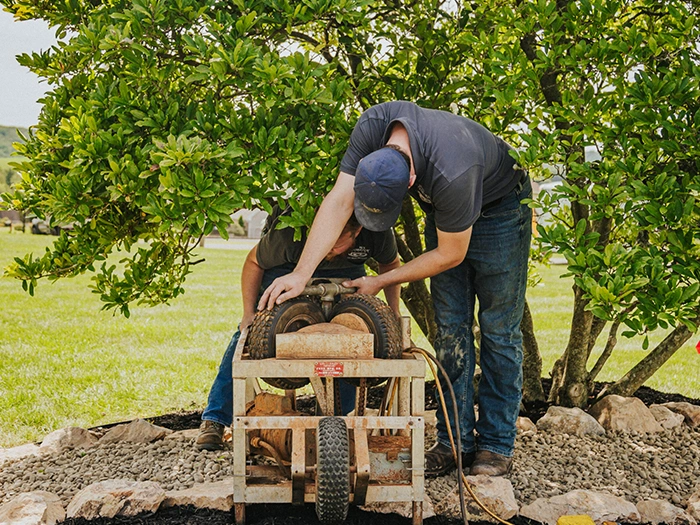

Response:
(314, 362), (344, 377)
(696, 340), (700, 354)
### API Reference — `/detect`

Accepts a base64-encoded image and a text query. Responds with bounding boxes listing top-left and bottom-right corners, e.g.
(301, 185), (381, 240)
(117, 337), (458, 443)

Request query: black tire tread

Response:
(245, 297), (323, 390)
(331, 293), (402, 360)
(315, 417), (350, 524)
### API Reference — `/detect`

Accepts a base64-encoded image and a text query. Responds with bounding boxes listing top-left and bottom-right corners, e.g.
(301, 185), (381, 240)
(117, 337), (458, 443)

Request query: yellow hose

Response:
(409, 348), (514, 525)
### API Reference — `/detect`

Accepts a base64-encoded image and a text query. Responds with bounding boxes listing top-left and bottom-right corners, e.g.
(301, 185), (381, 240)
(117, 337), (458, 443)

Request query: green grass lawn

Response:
(1, 233), (698, 448)
(1, 233), (248, 447)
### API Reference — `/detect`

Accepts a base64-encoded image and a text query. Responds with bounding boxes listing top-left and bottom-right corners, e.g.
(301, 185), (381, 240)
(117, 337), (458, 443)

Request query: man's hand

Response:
(258, 271), (308, 310)
(342, 275), (383, 296)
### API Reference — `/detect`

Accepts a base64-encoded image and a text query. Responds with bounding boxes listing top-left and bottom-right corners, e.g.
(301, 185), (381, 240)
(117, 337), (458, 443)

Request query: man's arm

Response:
(240, 245), (264, 331)
(345, 227), (472, 295)
(377, 256), (401, 318)
(258, 172), (356, 310)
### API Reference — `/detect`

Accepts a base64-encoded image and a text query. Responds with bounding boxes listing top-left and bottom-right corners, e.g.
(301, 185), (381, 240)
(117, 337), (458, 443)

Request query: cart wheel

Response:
(316, 416), (350, 524)
(330, 294), (402, 386)
(246, 297), (324, 390)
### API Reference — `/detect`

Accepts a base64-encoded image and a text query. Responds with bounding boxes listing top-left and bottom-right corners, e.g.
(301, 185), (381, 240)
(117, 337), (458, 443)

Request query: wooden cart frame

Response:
(231, 318), (425, 525)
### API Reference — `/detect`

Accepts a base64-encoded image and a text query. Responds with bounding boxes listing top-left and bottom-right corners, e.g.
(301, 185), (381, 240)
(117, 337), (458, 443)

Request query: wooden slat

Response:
(231, 357), (424, 379)
(291, 428), (305, 504)
(236, 415), (417, 430)
(276, 332), (374, 359)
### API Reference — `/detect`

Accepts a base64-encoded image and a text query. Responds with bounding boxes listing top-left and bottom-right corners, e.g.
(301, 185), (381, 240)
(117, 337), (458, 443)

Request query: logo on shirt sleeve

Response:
(416, 184), (432, 204)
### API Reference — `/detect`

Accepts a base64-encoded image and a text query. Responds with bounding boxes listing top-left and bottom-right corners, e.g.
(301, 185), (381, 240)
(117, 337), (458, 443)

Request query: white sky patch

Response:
(0, 9), (58, 128)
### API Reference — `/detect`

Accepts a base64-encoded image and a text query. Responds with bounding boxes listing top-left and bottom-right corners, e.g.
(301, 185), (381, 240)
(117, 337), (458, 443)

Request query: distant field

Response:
(1, 233), (250, 447)
(0, 233), (698, 447)
(0, 157), (26, 194)
(1, 155), (27, 165)
(0, 125), (28, 158)
(0, 157), (17, 170)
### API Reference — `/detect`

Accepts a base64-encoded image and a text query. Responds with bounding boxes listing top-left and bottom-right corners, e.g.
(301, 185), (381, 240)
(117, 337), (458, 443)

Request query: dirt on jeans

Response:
(66, 380), (698, 525)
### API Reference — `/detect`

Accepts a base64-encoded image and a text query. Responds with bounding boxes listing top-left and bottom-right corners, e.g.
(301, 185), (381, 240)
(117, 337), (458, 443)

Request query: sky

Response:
(0, 8), (58, 128)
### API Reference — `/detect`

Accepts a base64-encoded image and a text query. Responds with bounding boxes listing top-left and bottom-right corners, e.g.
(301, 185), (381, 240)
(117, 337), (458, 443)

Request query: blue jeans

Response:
(202, 265), (366, 425)
(426, 178), (532, 457)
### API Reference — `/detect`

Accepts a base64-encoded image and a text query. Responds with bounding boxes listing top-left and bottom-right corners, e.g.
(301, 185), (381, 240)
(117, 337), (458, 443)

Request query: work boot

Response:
(425, 441), (476, 478)
(195, 420), (226, 451)
(468, 450), (513, 476)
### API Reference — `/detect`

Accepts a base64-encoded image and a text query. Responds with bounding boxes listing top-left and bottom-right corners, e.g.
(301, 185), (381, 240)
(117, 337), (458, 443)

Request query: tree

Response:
(3, 0), (699, 405)
(2, 0), (360, 315)
(501, 0), (700, 405)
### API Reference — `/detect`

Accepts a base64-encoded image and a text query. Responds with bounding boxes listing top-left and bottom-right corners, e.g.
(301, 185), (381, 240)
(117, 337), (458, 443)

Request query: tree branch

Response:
(587, 318), (620, 384)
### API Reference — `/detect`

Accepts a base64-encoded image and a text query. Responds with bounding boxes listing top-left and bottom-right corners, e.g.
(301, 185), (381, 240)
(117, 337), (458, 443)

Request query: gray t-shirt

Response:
(256, 207), (398, 270)
(339, 101), (519, 232)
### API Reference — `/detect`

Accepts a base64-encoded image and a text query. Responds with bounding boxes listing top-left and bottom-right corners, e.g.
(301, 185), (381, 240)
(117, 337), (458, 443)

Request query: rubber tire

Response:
(246, 297), (325, 390)
(315, 417), (350, 524)
(330, 294), (402, 359)
(330, 294), (402, 386)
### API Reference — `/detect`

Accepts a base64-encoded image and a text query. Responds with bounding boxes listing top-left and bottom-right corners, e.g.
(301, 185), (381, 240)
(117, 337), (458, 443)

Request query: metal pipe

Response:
(250, 437), (290, 478)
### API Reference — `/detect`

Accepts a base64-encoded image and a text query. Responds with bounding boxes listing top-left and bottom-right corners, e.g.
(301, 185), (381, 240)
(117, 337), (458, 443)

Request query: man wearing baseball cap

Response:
(259, 101), (531, 478)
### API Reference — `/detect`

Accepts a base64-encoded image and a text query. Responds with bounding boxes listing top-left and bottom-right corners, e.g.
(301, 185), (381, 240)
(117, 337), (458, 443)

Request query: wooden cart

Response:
(231, 316), (425, 525)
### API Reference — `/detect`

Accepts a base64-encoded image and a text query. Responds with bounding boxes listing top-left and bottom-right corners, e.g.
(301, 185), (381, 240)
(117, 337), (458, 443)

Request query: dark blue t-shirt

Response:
(340, 101), (519, 232)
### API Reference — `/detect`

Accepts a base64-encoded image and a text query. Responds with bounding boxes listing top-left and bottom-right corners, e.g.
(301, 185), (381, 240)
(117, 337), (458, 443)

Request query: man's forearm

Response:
(374, 239), (468, 290)
(258, 172), (357, 310)
(293, 176), (355, 278)
(241, 247), (264, 327)
(378, 258), (402, 317)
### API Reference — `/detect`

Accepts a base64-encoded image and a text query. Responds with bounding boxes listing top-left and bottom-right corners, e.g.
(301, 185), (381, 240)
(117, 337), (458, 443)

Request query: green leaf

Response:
(574, 219), (586, 242)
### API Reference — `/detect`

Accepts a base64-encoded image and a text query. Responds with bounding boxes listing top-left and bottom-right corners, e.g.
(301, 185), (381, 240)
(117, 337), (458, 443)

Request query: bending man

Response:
(259, 101), (531, 477)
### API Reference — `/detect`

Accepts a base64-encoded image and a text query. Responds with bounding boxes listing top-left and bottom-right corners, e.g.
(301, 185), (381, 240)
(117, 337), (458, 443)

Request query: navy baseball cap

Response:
(353, 148), (410, 231)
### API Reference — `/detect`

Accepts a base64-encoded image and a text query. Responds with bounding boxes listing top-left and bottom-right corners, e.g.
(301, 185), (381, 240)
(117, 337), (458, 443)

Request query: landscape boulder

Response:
(39, 427), (98, 455)
(162, 480), (233, 511)
(520, 490), (640, 525)
(688, 488), (700, 521)
(637, 499), (697, 525)
(517, 416), (537, 434)
(536, 407), (606, 436)
(164, 429), (199, 441)
(0, 491), (65, 525)
(99, 419), (172, 444)
(588, 395), (663, 433)
(663, 402), (700, 427)
(0, 444), (41, 465)
(66, 480), (165, 519)
(649, 405), (685, 430)
(432, 475), (518, 522)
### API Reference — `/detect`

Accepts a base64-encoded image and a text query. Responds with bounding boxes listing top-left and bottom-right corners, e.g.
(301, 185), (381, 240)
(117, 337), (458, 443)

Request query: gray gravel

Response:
(2, 427), (700, 508)
(426, 425), (700, 507)
(0, 437), (235, 506)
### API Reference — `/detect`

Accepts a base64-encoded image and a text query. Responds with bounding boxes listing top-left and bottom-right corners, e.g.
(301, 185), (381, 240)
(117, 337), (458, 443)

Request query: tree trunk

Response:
(400, 280), (437, 344)
(521, 299), (545, 403)
(396, 200), (437, 344)
(599, 317), (699, 398)
(550, 284), (594, 407)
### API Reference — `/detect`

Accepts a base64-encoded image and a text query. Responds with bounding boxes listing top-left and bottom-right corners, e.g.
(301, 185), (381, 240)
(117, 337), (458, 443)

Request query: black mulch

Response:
(73, 381), (697, 525)
(61, 503), (544, 525)
(141, 379), (700, 432)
